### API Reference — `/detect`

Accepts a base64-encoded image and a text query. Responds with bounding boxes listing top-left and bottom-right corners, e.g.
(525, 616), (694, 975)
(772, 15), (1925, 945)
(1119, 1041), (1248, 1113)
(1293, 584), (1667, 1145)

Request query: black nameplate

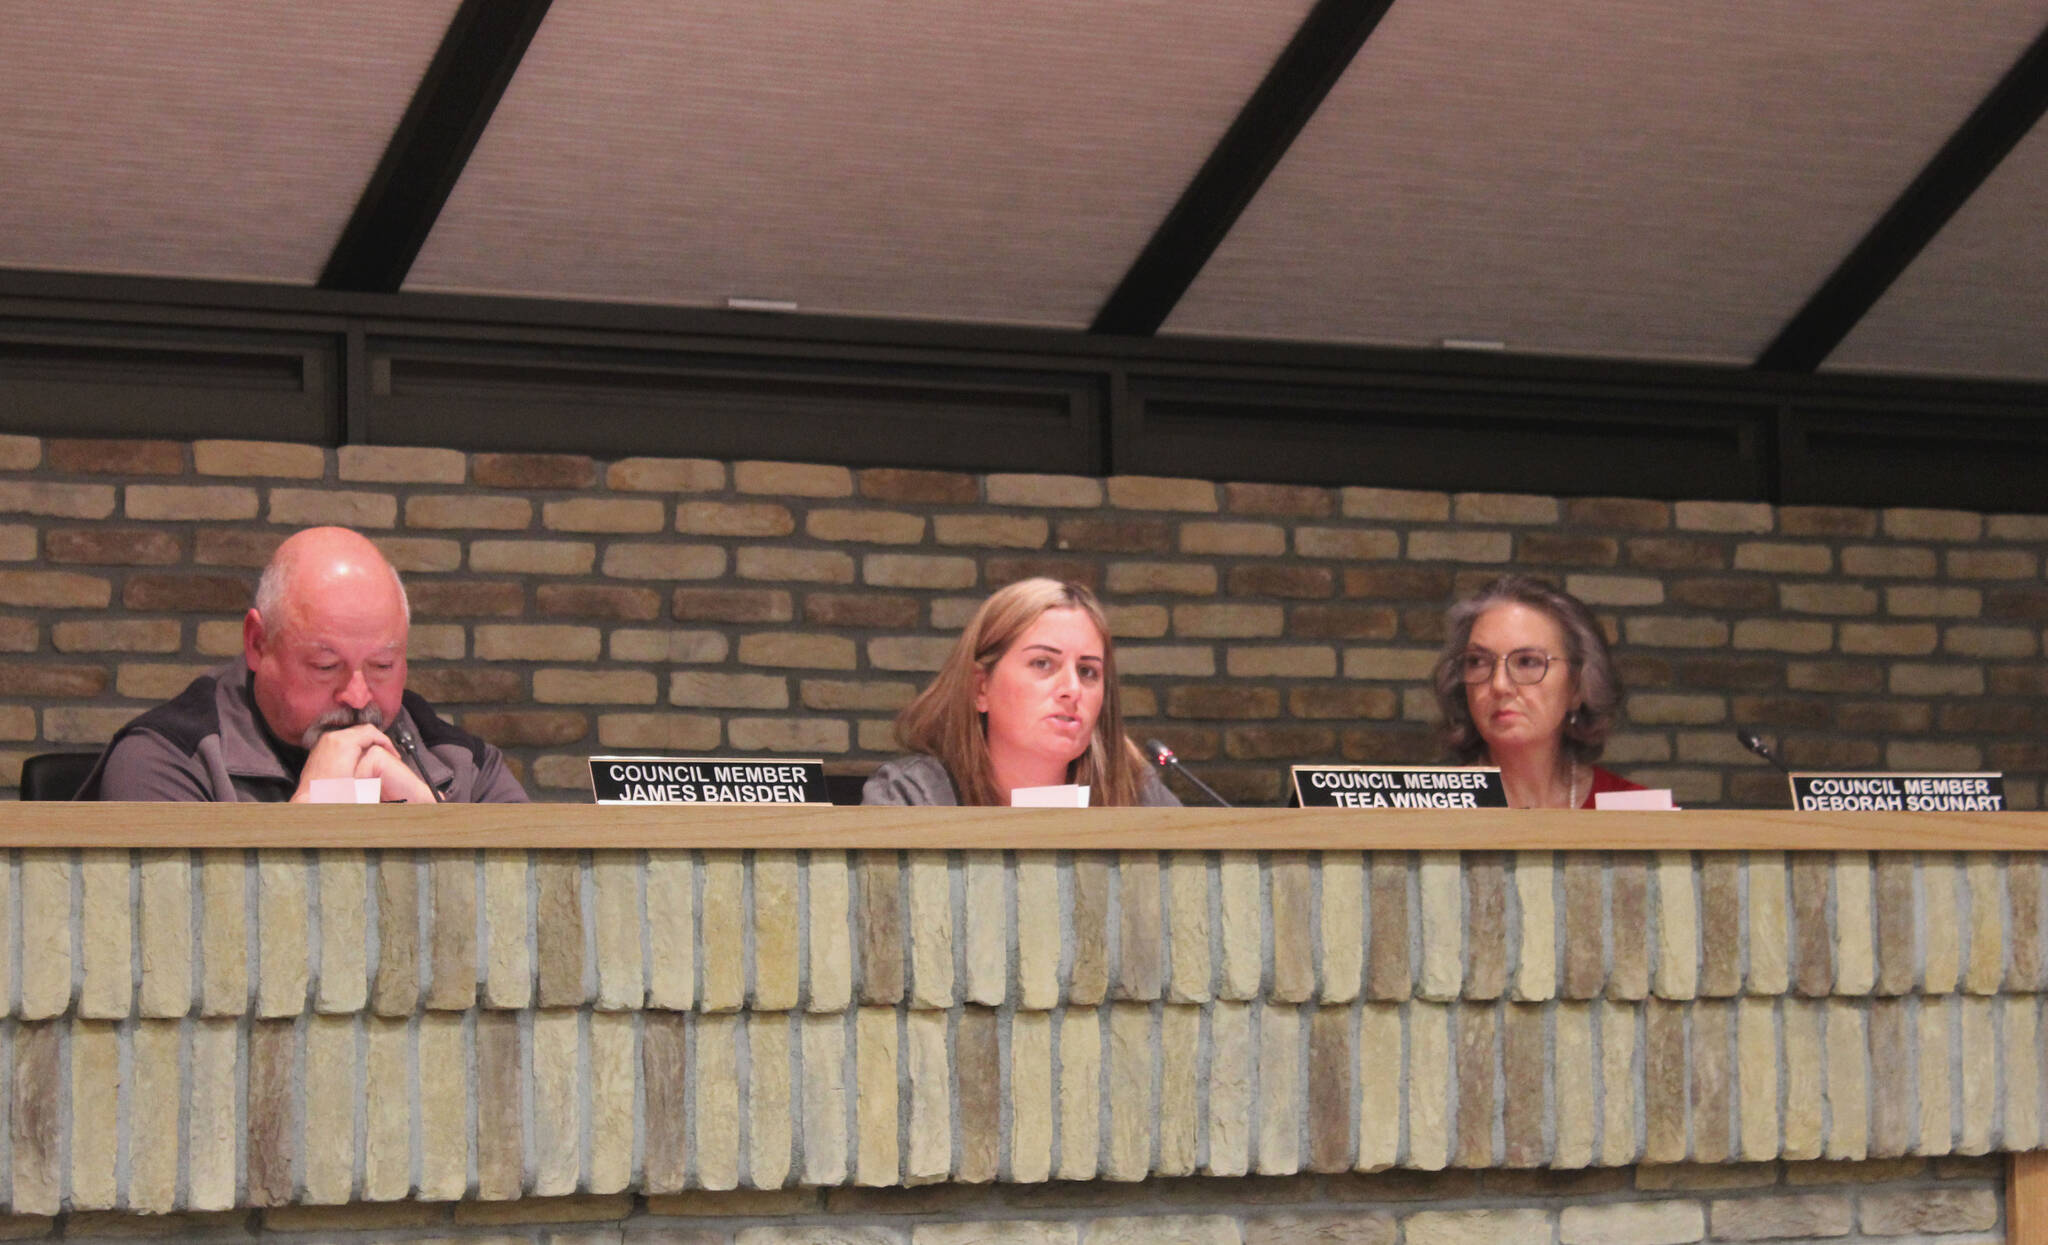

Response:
(1787, 772), (2004, 812)
(589, 756), (829, 805)
(1292, 766), (1507, 809)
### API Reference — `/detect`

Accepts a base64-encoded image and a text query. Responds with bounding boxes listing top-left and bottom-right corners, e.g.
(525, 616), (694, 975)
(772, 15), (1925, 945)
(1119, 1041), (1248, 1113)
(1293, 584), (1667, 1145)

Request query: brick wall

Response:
(0, 1162), (2010, 1242)
(2, 434), (2044, 805)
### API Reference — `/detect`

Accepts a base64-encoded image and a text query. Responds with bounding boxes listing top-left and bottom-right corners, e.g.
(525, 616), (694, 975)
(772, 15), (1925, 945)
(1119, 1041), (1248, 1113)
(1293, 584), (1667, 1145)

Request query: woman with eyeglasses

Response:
(1430, 575), (1641, 809)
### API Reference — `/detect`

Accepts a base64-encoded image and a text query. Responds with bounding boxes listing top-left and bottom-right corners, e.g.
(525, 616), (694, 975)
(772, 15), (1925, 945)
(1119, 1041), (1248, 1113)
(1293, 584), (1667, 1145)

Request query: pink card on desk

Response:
(308, 777), (381, 804)
(1594, 788), (1677, 810)
(1011, 784), (1090, 808)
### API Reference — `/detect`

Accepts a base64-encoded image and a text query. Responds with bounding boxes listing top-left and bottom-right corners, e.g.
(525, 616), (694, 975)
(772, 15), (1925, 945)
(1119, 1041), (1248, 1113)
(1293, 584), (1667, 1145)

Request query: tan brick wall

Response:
(1, 437), (2046, 806)
(0, 1162), (2005, 1240)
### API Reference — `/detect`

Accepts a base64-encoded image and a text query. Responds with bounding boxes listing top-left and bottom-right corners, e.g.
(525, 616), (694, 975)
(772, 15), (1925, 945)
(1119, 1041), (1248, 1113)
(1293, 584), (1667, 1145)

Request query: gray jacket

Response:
(862, 751), (1181, 807)
(78, 661), (528, 803)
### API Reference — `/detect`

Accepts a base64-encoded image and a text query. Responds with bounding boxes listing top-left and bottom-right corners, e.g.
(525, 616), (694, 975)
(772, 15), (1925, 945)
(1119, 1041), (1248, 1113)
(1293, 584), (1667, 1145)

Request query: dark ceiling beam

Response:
(318, 0), (555, 293)
(1756, 19), (2048, 372)
(1088, 0), (1397, 337)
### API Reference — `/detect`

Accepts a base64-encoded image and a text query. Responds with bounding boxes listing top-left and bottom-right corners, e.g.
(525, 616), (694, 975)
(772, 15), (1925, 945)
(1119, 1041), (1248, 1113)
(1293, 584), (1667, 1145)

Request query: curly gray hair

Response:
(1431, 574), (1623, 764)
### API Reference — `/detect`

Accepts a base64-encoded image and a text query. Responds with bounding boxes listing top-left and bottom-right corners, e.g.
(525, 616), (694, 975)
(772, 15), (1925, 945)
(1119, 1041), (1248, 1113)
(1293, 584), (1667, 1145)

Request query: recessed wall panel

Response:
(0, 2), (461, 283)
(1827, 118), (2048, 382)
(407, 0), (1313, 326)
(1167, 1), (2045, 365)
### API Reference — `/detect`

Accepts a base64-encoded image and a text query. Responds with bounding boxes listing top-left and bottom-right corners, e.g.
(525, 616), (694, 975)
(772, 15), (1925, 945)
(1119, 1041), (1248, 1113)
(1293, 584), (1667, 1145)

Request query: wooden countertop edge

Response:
(0, 805), (2044, 851)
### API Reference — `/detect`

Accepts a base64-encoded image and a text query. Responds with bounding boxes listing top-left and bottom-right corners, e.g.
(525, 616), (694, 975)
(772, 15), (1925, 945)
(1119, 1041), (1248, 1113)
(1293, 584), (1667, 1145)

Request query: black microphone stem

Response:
(1144, 739), (1234, 808)
(1169, 760), (1233, 809)
(1735, 727), (1793, 774)
(396, 726), (447, 801)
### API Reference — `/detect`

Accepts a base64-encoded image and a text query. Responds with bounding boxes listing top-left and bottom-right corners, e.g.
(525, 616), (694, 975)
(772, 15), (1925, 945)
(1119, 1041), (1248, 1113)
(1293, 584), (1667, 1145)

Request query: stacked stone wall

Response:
(2, 846), (2040, 1215)
(1, 435), (2045, 805)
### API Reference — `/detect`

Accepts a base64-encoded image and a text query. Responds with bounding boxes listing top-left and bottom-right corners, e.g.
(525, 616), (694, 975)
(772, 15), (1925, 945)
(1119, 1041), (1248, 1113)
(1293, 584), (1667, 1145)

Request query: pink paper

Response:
(1593, 788), (1678, 810)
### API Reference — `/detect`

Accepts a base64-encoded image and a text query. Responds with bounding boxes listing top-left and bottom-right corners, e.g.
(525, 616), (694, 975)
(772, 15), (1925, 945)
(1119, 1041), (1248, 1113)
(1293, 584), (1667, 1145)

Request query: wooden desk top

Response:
(3, 802), (2045, 851)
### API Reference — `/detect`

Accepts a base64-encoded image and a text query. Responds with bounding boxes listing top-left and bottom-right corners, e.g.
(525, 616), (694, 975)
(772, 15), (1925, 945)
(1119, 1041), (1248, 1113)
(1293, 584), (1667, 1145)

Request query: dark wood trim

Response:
(14, 265), (2044, 405)
(1122, 372), (1774, 500)
(317, 0), (555, 293)
(360, 332), (1106, 473)
(1756, 19), (2048, 372)
(1088, 0), (1397, 336)
(5, 268), (2048, 509)
(343, 324), (371, 444)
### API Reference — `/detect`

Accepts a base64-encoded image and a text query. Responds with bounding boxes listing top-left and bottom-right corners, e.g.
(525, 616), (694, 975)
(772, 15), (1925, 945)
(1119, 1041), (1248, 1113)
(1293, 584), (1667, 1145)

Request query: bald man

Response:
(80, 527), (527, 803)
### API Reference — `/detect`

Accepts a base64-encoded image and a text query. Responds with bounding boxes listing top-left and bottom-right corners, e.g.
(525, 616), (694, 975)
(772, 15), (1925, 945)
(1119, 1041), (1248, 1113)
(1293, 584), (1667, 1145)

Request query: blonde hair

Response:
(894, 578), (1150, 806)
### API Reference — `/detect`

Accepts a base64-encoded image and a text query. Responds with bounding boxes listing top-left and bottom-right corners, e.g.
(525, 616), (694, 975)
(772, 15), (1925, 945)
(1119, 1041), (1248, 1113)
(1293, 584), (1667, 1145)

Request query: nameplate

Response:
(589, 756), (829, 805)
(1788, 772), (2004, 812)
(1292, 766), (1507, 809)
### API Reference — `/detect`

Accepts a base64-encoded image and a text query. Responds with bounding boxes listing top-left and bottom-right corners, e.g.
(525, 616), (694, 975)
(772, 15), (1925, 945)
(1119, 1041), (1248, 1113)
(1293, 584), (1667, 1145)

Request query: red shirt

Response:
(1581, 766), (1646, 808)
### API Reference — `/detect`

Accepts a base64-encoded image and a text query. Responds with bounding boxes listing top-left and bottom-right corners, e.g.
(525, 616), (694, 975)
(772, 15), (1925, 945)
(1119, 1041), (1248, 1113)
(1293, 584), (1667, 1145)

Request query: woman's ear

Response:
(972, 665), (989, 715)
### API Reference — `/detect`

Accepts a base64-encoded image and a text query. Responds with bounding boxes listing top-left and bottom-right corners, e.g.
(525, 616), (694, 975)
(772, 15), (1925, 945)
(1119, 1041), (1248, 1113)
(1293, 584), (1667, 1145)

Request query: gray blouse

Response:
(861, 751), (1181, 807)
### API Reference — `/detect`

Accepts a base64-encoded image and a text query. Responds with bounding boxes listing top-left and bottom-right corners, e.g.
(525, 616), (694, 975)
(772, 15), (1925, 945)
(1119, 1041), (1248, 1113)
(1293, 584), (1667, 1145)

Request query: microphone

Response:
(395, 726), (447, 801)
(1144, 739), (1233, 808)
(1735, 727), (1791, 773)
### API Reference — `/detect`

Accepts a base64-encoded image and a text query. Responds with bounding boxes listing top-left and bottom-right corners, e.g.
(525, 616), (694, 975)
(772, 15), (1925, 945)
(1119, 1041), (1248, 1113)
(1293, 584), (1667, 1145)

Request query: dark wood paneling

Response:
(363, 336), (1103, 472)
(1782, 402), (2048, 510)
(1120, 373), (1771, 500)
(0, 319), (338, 442)
(2, 271), (2047, 510)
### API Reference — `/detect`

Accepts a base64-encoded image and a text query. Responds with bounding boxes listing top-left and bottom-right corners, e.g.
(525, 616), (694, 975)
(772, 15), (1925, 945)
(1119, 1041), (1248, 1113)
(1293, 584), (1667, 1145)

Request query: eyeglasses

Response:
(1457, 648), (1568, 686)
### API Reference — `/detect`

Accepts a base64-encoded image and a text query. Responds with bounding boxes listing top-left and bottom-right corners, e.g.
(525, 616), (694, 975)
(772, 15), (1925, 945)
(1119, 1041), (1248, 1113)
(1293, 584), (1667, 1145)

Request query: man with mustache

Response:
(79, 526), (527, 803)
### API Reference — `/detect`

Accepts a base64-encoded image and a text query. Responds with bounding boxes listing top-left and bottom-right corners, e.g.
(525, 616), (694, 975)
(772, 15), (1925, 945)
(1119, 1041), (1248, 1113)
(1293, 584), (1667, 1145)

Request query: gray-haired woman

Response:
(1431, 575), (1641, 809)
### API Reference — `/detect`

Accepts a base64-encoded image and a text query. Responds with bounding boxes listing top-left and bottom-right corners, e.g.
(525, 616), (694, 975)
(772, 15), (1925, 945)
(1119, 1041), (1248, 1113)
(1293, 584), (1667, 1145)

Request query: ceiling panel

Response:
(407, 0), (1314, 326)
(0, 1), (460, 284)
(1165, 1), (2047, 365)
(1825, 117), (2048, 382)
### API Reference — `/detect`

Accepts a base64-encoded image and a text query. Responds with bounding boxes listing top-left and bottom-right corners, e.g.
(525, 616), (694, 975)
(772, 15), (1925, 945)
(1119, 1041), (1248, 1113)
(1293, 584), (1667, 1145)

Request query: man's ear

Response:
(243, 608), (266, 671)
